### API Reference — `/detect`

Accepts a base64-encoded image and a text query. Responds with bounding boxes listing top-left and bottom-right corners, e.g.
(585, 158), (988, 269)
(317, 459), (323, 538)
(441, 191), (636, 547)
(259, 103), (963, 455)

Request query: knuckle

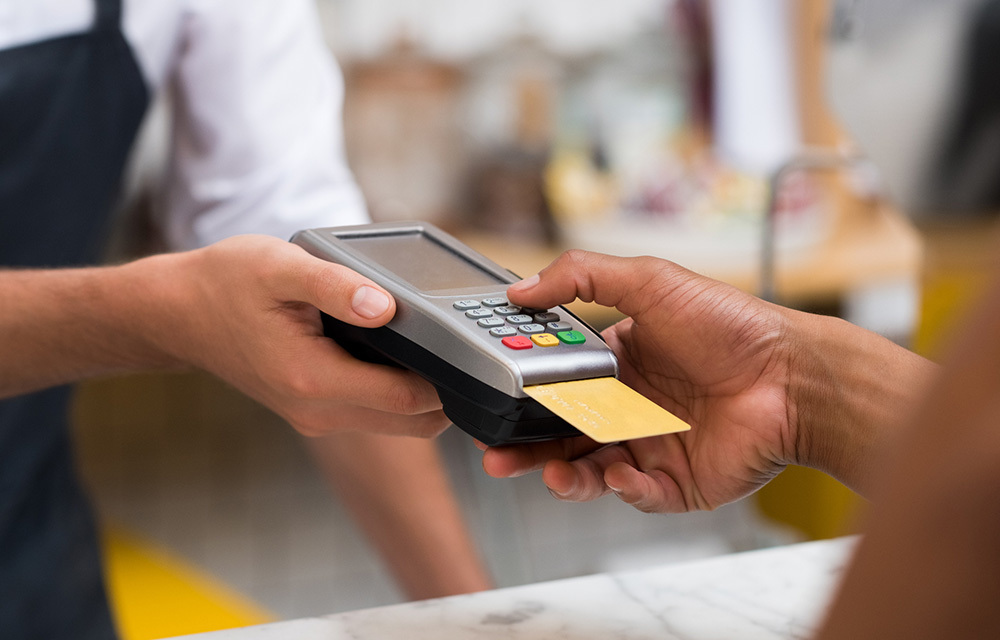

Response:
(551, 249), (595, 300)
(289, 420), (326, 438)
(244, 239), (289, 284)
(638, 255), (666, 274)
(559, 249), (590, 269)
(281, 366), (324, 400)
(621, 491), (657, 513)
(626, 493), (661, 514)
(270, 402), (333, 438)
(384, 383), (436, 416)
(381, 383), (429, 415)
(406, 413), (450, 438)
(304, 264), (345, 307)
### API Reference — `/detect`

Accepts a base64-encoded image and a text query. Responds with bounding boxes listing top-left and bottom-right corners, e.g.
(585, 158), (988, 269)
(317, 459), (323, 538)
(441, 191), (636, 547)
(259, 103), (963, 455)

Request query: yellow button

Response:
(530, 333), (560, 347)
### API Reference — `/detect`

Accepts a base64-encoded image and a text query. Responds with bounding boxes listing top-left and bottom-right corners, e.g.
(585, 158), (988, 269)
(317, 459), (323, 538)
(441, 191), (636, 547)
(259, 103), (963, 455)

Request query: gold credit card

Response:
(524, 377), (691, 443)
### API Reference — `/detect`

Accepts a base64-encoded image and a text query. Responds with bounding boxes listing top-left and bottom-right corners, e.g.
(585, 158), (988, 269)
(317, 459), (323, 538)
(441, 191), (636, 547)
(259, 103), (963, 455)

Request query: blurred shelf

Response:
(458, 197), (922, 325)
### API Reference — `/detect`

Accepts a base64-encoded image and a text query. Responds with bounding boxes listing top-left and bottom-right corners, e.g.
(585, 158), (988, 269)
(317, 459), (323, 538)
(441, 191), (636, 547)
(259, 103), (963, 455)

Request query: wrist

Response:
(103, 251), (196, 372)
(787, 311), (937, 495)
(786, 312), (848, 478)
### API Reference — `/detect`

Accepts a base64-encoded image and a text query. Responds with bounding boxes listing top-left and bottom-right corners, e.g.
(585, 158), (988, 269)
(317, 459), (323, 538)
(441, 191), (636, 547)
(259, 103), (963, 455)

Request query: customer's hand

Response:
(483, 250), (933, 511)
(148, 235), (449, 437)
(482, 250), (798, 511)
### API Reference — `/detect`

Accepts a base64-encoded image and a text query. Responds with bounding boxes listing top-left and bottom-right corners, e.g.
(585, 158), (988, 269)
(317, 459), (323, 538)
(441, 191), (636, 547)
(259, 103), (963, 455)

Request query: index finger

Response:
(506, 250), (699, 320)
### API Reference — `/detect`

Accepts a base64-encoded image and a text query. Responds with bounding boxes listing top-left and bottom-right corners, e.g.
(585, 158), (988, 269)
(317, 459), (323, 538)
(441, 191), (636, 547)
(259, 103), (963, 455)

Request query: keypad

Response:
(455, 298), (586, 350)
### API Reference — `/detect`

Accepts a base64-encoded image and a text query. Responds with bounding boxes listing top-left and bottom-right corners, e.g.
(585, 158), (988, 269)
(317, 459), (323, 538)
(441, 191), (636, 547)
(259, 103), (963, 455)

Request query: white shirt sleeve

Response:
(158, 0), (368, 250)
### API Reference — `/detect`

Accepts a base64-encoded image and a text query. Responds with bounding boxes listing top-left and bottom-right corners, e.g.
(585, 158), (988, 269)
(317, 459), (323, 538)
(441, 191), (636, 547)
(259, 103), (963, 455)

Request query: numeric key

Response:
(493, 306), (521, 316)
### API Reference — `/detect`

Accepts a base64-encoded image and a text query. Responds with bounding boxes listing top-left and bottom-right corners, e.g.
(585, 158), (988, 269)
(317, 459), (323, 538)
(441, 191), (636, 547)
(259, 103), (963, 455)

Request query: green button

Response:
(557, 330), (586, 345)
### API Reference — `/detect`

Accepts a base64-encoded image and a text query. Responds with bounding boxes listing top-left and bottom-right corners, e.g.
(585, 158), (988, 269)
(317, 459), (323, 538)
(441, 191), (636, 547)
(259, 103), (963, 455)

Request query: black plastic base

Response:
(321, 315), (580, 445)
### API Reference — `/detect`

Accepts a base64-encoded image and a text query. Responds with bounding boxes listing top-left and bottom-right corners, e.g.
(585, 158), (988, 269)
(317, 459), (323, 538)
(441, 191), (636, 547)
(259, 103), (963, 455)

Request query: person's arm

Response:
(482, 250), (937, 509)
(0, 264), (180, 398)
(308, 433), (492, 599)
(0, 235), (448, 438)
(788, 306), (938, 494)
(162, 0), (492, 599)
(816, 273), (1000, 640)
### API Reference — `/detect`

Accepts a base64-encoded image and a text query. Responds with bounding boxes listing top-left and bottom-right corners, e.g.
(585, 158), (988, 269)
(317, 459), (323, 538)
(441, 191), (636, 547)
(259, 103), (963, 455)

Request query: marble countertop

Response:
(177, 537), (857, 640)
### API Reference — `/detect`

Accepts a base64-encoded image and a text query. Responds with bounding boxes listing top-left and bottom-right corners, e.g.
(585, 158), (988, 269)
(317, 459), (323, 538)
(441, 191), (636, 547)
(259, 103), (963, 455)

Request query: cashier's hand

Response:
(482, 250), (800, 512)
(157, 235), (449, 438)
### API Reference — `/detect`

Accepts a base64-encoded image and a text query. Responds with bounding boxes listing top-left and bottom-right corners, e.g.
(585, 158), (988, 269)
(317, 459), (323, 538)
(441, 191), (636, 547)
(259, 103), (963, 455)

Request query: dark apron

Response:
(0, 0), (149, 636)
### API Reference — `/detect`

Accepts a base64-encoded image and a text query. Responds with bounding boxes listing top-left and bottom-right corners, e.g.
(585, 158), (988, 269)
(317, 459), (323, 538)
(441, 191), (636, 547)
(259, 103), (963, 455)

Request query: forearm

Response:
(0, 256), (186, 399)
(788, 310), (938, 496)
(308, 432), (493, 599)
(817, 276), (1000, 640)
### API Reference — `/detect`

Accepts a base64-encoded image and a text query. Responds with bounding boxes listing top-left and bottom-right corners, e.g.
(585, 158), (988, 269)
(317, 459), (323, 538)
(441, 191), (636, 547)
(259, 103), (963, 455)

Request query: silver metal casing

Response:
(291, 222), (618, 399)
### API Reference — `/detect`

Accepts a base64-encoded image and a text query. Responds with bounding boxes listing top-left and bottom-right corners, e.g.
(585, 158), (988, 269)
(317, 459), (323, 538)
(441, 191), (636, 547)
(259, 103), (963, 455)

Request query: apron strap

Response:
(93, 0), (123, 32)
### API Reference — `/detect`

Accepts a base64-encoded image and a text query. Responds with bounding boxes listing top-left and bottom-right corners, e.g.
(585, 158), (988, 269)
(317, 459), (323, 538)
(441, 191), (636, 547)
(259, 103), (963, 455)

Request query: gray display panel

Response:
(344, 232), (506, 292)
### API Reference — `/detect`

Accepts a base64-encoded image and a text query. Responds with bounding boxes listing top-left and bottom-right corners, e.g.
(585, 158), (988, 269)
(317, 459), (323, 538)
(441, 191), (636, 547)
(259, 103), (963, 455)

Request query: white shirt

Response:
(0, 0), (368, 249)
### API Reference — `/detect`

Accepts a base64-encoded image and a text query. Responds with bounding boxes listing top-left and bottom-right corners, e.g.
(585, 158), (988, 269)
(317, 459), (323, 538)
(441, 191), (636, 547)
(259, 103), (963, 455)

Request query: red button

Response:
(502, 336), (533, 350)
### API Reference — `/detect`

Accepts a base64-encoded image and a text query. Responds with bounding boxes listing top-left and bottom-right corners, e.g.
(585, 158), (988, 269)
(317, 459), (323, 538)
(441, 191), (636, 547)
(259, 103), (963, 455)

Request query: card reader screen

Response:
(343, 232), (506, 292)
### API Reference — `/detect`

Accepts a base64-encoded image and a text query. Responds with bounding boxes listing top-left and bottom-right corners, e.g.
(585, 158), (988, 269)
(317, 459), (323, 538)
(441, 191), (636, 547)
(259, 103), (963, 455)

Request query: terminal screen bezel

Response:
(340, 230), (508, 294)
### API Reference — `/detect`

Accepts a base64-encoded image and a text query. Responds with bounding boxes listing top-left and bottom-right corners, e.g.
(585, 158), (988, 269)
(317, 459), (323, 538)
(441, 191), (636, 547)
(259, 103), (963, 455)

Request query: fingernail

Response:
(510, 273), (540, 291)
(352, 286), (391, 318)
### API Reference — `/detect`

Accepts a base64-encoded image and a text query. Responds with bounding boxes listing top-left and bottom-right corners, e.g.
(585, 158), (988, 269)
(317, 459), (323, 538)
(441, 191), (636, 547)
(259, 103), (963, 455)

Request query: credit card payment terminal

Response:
(291, 222), (618, 445)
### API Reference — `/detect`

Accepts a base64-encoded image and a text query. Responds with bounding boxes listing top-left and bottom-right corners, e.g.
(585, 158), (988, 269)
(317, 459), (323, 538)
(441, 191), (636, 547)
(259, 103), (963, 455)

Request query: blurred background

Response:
(71, 0), (998, 637)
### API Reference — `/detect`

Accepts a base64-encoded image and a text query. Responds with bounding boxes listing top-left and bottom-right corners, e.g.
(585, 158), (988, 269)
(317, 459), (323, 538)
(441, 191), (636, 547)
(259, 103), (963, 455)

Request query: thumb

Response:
(275, 242), (396, 327)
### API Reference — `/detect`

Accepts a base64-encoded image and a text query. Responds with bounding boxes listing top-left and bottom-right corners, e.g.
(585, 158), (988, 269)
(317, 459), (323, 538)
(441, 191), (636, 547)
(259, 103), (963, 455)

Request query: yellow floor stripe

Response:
(102, 528), (274, 640)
